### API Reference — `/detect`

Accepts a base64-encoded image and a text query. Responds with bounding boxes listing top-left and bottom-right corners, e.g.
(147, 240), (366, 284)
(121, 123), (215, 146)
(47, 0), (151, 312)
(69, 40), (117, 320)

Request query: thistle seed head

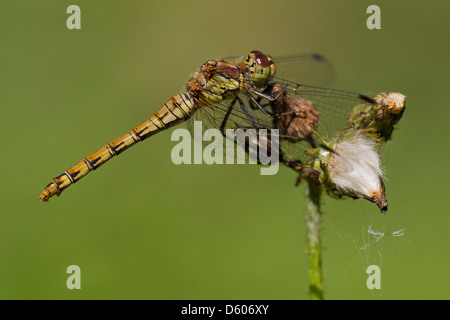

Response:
(328, 134), (388, 213)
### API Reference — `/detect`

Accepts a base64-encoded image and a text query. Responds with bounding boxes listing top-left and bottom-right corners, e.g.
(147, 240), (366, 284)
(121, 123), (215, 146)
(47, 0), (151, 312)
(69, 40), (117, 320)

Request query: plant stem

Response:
(306, 178), (324, 300)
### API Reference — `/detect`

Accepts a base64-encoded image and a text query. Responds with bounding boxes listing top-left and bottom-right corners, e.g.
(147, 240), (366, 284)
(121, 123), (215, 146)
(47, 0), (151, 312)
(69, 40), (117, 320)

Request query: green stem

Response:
(306, 178), (324, 300)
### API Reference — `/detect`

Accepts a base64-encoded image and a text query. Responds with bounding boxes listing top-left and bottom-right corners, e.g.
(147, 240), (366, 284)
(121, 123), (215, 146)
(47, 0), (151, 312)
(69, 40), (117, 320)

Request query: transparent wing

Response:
(275, 78), (375, 139)
(272, 53), (335, 88)
(188, 92), (277, 163)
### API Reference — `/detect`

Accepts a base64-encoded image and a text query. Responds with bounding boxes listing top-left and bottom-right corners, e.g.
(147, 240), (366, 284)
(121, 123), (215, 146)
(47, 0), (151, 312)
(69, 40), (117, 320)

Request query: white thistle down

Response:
(328, 134), (388, 212)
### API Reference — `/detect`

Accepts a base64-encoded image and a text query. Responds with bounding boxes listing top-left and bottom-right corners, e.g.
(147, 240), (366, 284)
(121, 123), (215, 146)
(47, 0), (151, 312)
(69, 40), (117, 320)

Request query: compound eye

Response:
(252, 51), (270, 68)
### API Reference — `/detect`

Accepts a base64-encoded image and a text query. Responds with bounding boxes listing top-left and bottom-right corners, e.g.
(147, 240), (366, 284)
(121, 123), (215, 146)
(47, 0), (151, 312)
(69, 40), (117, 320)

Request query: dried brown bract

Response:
(269, 84), (319, 142)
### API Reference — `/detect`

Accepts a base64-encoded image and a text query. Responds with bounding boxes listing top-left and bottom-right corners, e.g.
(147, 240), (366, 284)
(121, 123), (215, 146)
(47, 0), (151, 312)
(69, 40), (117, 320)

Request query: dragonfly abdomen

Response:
(38, 93), (194, 201)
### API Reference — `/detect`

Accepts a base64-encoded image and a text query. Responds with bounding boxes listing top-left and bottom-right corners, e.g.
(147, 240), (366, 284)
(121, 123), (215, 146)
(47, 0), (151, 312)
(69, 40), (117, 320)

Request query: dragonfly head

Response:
(245, 51), (277, 90)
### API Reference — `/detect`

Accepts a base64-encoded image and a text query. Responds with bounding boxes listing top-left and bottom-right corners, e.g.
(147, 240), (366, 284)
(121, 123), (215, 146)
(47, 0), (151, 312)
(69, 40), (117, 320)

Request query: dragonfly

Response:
(38, 50), (375, 202)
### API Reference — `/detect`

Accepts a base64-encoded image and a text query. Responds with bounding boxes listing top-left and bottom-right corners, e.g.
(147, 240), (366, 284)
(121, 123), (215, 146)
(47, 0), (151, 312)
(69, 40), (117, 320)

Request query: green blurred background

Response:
(1, 0), (448, 299)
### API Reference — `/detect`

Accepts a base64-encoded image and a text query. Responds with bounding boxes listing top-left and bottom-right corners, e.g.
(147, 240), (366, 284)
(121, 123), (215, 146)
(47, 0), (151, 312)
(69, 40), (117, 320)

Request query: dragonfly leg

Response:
(249, 95), (273, 116)
(237, 96), (260, 129)
(253, 88), (283, 102)
(219, 98), (237, 136)
(228, 125), (310, 183)
(250, 89), (307, 118)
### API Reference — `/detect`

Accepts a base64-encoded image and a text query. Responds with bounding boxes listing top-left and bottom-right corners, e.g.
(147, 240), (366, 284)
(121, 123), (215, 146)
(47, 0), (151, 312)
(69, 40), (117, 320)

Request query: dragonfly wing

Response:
(187, 92), (284, 164)
(273, 53), (335, 88)
(274, 79), (375, 139)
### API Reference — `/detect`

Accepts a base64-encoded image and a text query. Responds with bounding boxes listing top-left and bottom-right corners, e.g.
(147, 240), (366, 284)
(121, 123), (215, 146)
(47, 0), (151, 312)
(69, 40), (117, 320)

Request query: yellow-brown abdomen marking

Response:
(38, 93), (193, 201)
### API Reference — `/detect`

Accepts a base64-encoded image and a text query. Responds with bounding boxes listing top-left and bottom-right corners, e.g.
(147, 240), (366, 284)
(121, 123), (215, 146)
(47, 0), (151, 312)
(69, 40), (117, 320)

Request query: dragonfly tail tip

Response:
(38, 192), (49, 202)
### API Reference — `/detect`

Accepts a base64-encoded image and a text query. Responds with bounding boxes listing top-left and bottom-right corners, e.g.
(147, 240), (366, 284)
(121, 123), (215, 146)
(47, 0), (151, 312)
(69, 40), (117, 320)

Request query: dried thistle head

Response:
(270, 83), (319, 143)
(327, 133), (387, 213)
(303, 92), (406, 213)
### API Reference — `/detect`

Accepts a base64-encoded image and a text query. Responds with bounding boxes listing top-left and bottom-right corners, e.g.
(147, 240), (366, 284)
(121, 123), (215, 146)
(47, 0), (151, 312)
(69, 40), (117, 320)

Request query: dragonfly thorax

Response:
(186, 59), (242, 107)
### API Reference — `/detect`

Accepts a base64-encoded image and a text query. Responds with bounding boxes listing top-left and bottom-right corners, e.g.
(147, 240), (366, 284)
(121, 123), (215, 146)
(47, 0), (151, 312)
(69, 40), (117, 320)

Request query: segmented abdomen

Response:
(38, 93), (193, 201)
